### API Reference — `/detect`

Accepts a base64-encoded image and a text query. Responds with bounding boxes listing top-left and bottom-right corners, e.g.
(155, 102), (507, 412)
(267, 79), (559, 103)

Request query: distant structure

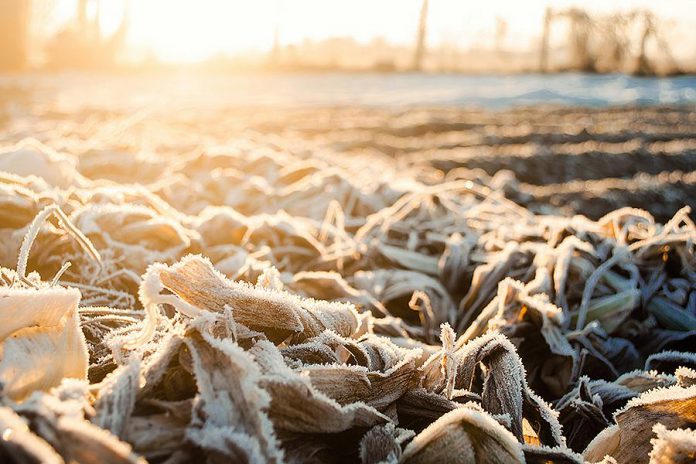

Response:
(412, 0), (429, 71)
(45, 0), (129, 69)
(494, 17), (508, 55)
(538, 8), (680, 75)
(0, 0), (31, 71)
(269, 25), (281, 66)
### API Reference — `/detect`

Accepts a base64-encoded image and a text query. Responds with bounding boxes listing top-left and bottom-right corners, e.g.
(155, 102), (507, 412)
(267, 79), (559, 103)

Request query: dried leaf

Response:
(0, 286), (88, 400)
(150, 255), (360, 344)
(0, 407), (63, 464)
(401, 407), (524, 464)
(250, 340), (390, 434)
(184, 330), (283, 463)
(649, 424), (696, 463)
(584, 384), (696, 463)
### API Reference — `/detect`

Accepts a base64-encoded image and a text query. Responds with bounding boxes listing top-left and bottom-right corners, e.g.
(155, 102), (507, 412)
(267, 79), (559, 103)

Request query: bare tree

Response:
(539, 7), (680, 75)
(0, 0), (31, 70)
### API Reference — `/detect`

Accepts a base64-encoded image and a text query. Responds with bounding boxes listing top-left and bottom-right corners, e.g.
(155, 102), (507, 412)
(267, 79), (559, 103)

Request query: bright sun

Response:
(125, 0), (276, 62)
(78, 0), (280, 63)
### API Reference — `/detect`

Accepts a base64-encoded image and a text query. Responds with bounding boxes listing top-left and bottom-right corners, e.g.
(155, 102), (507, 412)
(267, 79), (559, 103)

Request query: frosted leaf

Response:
(0, 286), (88, 400)
(282, 339), (345, 366)
(304, 348), (420, 411)
(645, 350), (696, 374)
(359, 423), (413, 464)
(458, 242), (523, 326)
(649, 424), (696, 464)
(124, 414), (187, 460)
(358, 334), (418, 372)
(556, 378), (619, 452)
(93, 357), (141, 439)
(10, 387), (143, 464)
(557, 377), (638, 421)
(614, 369), (676, 393)
(249, 341), (390, 434)
(0, 285), (81, 342)
(395, 388), (477, 424)
(453, 333), (564, 448)
(479, 278), (576, 398)
(675, 367), (696, 387)
(438, 232), (475, 295)
(0, 175), (45, 237)
(0, 139), (81, 189)
(351, 269), (456, 331)
(123, 321), (186, 399)
(569, 323), (641, 380)
(369, 315), (430, 347)
(439, 322), (457, 400)
(147, 254), (360, 344)
(242, 212), (328, 271)
(52, 416), (145, 464)
(584, 384), (696, 463)
(0, 406), (63, 464)
(184, 331), (283, 463)
(70, 203), (194, 277)
(401, 406), (524, 464)
(376, 243), (440, 275)
(522, 444), (583, 464)
(256, 266), (284, 291)
(291, 270), (390, 317)
(282, 330), (371, 367)
(193, 206), (249, 247)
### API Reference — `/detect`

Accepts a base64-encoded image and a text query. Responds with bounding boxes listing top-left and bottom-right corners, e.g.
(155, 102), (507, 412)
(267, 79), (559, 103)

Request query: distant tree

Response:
(0, 0), (31, 71)
(539, 7), (680, 75)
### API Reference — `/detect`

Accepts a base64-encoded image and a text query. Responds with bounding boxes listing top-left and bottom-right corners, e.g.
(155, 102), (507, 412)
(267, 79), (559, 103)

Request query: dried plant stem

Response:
(16, 204), (102, 283)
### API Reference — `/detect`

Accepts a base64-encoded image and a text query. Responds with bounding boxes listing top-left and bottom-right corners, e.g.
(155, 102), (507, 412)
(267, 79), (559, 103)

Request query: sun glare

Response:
(127, 1), (276, 62)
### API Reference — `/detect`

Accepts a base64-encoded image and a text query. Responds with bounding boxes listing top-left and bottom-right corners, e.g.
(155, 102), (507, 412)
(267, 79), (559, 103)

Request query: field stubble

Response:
(0, 101), (695, 463)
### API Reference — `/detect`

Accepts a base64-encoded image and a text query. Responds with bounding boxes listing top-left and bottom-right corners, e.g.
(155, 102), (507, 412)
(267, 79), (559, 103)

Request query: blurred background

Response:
(2, 0), (696, 75)
(1, 1), (695, 221)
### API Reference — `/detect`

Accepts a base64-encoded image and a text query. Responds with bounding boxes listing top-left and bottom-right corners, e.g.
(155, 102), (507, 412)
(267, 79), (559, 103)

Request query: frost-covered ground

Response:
(2, 72), (695, 110)
(0, 75), (695, 463)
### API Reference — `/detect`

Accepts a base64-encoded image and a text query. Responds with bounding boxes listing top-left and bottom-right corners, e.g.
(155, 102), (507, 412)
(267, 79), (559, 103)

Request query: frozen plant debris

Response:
(0, 122), (694, 463)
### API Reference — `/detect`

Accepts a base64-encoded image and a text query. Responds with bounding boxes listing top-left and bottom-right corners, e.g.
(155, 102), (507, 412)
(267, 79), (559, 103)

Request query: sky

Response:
(48, 0), (696, 63)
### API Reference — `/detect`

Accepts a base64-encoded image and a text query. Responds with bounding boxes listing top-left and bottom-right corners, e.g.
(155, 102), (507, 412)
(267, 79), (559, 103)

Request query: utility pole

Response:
(77, 0), (88, 32)
(412, 0), (429, 71)
(270, 25), (280, 66)
(539, 7), (552, 72)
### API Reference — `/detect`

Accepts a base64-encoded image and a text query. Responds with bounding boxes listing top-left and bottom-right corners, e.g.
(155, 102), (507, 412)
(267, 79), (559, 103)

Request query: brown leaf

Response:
(154, 255), (359, 344)
(584, 384), (696, 463)
(401, 407), (524, 464)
